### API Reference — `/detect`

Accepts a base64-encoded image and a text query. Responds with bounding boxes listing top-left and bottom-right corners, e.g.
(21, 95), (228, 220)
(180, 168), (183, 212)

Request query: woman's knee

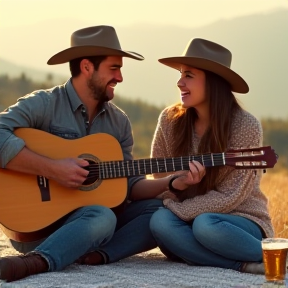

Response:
(193, 213), (216, 240)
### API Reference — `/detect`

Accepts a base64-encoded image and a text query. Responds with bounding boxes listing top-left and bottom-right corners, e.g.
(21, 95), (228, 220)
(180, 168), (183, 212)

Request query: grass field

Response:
(261, 170), (288, 238)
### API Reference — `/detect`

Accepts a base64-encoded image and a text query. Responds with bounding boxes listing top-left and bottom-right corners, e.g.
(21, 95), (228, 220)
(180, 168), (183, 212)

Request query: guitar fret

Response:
(106, 162), (109, 178)
(108, 162), (111, 178)
(106, 162), (110, 178)
(112, 161), (116, 178)
(110, 162), (113, 177)
(132, 160), (135, 175)
(143, 159), (146, 174)
(99, 162), (103, 179)
(222, 153), (225, 165)
(126, 161), (130, 176)
(105, 162), (108, 178)
(122, 161), (125, 177)
(211, 154), (214, 166)
(119, 161), (122, 177)
(171, 157), (175, 171)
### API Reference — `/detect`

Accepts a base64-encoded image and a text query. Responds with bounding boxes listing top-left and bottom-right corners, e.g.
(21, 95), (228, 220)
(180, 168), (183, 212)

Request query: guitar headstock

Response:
(225, 146), (278, 169)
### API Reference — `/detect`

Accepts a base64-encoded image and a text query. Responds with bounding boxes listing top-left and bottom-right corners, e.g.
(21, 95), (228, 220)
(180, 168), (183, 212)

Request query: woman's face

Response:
(177, 65), (207, 110)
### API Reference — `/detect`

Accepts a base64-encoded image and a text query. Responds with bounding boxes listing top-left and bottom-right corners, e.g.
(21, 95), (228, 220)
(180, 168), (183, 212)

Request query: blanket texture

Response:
(0, 231), (284, 288)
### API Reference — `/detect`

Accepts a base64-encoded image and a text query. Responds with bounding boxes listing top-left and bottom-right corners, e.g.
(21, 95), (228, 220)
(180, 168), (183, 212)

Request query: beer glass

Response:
(261, 238), (288, 284)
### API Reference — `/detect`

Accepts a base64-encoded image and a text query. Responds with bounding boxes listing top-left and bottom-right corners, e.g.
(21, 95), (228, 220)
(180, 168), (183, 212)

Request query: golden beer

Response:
(261, 238), (288, 282)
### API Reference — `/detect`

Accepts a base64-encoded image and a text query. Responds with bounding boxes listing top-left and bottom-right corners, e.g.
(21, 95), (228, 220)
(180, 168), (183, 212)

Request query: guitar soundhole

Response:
(83, 160), (99, 185)
(78, 153), (101, 191)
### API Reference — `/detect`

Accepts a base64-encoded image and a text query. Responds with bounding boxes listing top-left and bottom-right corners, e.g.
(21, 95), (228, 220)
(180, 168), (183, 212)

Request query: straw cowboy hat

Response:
(47, 25), (144, 65)
(158, 38), (249, 93)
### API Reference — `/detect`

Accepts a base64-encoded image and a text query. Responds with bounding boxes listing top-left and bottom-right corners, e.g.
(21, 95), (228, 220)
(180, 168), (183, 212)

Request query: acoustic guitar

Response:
(0, 128), (278, 242)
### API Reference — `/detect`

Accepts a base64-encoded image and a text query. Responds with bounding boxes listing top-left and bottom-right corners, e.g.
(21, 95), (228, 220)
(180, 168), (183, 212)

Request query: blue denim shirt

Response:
(0, 78), (144, 195)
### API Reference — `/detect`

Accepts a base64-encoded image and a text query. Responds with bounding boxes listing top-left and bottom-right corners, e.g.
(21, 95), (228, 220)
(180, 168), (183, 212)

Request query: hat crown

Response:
(47, 25), (144, 65)
(183, 38), (232, 68)
(71, 25), (122, 50)
(158, 37), (249, 93)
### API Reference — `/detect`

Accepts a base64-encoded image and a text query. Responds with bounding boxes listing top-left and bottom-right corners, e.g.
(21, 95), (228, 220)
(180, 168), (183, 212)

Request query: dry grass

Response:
(261, 170), (288, 238)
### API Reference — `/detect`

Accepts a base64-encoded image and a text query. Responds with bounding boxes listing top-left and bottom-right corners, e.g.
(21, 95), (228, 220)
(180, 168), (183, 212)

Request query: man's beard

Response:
(87, 73), (110, 103)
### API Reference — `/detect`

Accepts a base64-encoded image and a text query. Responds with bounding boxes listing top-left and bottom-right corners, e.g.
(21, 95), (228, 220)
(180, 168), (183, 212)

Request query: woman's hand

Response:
(171, 160), (206, 191)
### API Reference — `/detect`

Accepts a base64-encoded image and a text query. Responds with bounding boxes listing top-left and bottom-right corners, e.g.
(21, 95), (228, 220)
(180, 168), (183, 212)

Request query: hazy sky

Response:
(1, 0), (288, 29)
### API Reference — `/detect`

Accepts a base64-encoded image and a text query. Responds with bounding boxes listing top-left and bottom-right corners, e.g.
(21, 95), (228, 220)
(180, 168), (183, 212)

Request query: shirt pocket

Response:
(49, 126), (79, 139)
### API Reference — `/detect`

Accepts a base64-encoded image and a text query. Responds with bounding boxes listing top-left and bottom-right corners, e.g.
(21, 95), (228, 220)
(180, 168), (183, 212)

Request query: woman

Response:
(149, 38), (273, 274)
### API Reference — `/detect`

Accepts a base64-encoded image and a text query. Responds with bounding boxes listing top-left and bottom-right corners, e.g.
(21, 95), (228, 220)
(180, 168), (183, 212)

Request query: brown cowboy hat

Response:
(158, 38), (249, 94)
(47, 25), (144, 65)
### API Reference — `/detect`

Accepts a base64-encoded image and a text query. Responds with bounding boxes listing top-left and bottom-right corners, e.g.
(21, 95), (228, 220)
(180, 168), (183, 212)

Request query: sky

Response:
(1, 0), (287, 29)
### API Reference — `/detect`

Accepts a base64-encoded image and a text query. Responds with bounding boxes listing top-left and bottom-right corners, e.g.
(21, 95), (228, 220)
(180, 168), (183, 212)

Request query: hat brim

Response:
(158, 57), (249, 94)
(47, 46), (144, 65)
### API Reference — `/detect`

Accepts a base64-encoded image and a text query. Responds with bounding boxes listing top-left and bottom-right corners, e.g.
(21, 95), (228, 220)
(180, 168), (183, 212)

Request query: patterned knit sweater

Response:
(151, 107), (274, 238)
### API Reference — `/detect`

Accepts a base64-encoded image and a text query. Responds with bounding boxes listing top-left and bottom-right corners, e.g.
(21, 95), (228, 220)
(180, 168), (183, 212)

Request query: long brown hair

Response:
(167, 70), (242, 200)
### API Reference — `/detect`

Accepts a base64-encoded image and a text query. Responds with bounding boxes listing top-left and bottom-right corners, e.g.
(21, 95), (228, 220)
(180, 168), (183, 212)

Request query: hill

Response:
(0, 9), (287, 119)
(0, 58), (66, 84)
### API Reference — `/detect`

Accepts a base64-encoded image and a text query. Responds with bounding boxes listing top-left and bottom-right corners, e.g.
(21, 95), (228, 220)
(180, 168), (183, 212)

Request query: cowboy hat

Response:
(158, 38), (249, 93)
(47, 25), (144, 65)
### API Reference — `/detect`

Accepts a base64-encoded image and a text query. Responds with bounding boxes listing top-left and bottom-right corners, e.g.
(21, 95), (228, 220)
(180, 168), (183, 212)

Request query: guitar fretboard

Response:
(97, 153), (225, 179)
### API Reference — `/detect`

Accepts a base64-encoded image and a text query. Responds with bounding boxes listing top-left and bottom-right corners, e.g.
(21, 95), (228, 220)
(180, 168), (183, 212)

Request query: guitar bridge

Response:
(37, 175), (51, 201)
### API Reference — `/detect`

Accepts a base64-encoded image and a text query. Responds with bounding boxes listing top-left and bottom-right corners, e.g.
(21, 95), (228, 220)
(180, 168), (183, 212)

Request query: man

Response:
(0, 25), (176, 282)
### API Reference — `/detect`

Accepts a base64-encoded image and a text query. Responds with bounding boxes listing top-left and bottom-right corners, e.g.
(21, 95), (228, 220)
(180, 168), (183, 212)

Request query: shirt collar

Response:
(65, 78), (83, 112)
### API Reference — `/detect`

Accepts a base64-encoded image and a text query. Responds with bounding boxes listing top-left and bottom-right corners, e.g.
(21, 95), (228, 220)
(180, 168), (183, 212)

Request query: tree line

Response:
(0, 74), (287, 172)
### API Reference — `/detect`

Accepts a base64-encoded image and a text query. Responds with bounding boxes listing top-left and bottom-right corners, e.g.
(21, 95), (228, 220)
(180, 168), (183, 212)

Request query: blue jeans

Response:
(11, 205), (116, 271)
(150, 208), (263, 271)
(99, 199), (163, 263)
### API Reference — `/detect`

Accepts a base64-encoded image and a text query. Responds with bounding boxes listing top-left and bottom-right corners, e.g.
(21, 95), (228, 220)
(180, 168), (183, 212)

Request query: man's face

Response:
(87, 56), (123, 102)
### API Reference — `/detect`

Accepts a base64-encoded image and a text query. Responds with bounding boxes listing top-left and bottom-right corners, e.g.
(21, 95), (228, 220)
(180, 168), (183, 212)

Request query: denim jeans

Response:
(150, 208), (263, 271)
(99, 199), (163, 263)
(11, 205), (116, 271)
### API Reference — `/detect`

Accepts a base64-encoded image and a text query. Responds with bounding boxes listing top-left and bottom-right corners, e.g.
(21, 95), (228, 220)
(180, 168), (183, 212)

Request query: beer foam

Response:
(262, 242), (288, 250)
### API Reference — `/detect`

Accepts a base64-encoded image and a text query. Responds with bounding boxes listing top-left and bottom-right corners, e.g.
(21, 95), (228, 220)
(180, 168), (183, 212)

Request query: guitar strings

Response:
(84, 152), (265, 179)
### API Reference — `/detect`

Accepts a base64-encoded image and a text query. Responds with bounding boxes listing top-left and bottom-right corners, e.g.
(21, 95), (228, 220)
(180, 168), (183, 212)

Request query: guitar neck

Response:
(98, 153), (224, 179)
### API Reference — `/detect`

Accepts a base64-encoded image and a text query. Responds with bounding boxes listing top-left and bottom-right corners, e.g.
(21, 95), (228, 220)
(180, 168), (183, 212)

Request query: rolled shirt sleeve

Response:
(0, 93), (48, 168)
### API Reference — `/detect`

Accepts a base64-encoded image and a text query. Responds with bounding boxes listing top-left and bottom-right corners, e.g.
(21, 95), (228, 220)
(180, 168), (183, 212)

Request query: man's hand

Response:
(49, 158), (90, 189)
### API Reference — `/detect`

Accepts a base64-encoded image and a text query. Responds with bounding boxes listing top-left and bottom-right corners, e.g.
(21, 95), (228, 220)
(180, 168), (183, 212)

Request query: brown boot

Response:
(0, 254), (48, 282)
(75, 251), (106, 265)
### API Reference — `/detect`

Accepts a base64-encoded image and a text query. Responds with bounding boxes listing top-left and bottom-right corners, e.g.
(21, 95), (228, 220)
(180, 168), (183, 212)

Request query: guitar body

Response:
(0, 128), (127, 238)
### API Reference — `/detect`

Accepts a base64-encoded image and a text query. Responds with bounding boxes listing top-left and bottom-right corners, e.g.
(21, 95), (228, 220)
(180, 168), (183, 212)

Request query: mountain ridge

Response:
(0, 9), (287, 119)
